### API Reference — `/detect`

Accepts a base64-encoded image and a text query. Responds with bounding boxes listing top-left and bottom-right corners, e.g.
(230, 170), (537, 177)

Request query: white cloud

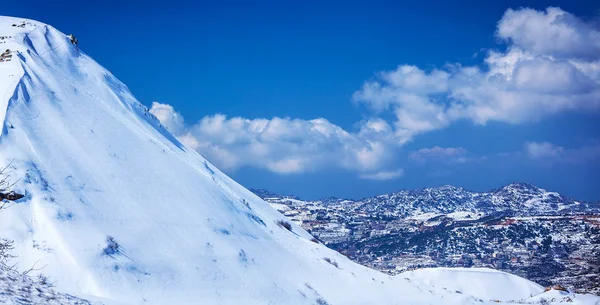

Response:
(150, 7), (599, 178)
(497, 7), (600, 60)
(150, 106), (401, 175)
(353, 7), (600, 142)
(524, 142), (565, 159)
(525, 141), (600, 163)
(359, 169), (404, 181)
(149, 102), (185, 134)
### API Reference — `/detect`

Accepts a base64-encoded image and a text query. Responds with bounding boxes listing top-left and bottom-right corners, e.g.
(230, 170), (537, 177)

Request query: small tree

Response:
(0, 161), (24, 209)
(0, 238), (14, 262)
(0, 162), (20, 262)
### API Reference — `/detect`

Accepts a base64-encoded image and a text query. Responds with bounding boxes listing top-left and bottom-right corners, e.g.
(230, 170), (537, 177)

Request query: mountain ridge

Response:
(253, 182), (600, 295)
(252, 182), (599, 215)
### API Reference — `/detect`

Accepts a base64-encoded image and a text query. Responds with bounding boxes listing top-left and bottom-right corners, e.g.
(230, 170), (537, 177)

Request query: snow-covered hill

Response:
(0, 16), (598, 305)
(404, 268), (544, 302)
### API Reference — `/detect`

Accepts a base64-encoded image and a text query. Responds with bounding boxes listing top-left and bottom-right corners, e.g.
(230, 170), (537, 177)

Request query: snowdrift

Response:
(402, 268), (544, 301)
(0, 16), (598, 305)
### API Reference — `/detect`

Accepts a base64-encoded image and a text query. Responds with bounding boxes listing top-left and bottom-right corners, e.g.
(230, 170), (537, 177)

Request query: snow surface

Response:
(0, 16), (598, 305)
(0, 264), (92, 305)
(402, 268), (544, 301)
(528, 290), (600, 305)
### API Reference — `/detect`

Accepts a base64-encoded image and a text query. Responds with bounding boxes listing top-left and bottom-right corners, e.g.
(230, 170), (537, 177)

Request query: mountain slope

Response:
(404, 268), (544, 302)
(0, 16), (597, 305)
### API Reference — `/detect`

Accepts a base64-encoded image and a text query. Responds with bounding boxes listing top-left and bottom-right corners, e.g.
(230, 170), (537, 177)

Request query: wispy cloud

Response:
(359, 169), (404, 181)
(524, 142), (565, 159)
(409, 146), (470, 163)
(524, 141), (600, 164)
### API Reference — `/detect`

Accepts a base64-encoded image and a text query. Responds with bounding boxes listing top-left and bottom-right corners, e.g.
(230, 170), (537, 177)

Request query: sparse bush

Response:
(276, 220), (292, 232)
(103, 236), (121, 256)
(37, 274), (53, 287)
(0, 164), (19, 263)
(239, 249), (248, 263)
(316, 298), (330, 305)
(323, 257), (339, 268)
(0, 161), (24, 207)
(0, 238), (15, 262)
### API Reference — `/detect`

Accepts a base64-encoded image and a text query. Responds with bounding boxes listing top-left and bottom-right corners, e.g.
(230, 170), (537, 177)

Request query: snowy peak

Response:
(492, 182), (549, 202)
(496, 182), (544, 193)
(0, 17), (177, 145)
(489, 183), (578, 213)
(255, 182), (598, 219)
(400, 183), (590, 215)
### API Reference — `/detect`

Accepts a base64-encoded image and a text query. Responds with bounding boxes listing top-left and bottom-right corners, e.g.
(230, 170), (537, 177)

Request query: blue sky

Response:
(5, 0), (600, 201)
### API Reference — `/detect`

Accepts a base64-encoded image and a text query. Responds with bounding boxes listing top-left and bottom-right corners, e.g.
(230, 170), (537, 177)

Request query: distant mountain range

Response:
(252, 183), (600, 295)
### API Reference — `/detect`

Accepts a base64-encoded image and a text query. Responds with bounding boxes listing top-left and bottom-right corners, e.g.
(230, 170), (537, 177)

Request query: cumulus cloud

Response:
(497, 7), (600, 60)
(149, 102), (185, 134)
(151, 7), (599, 178)
(150, 104), (400, 175)
(353, 7), (600, 142)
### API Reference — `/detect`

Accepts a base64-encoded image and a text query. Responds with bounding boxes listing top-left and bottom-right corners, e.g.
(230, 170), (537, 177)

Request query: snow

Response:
(0, 263), (94, 305)
(409, 212), (440, 221)
(268, 202), (291, 212)
(402, 268), (544, 302)
(447, 211), (483, 220)
(0, 16), (598, 305)
(526, 289), (600, 305)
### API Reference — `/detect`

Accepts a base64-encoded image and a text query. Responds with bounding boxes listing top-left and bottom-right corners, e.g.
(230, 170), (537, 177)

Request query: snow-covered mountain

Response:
(254, 182), (599, 216)
(0, 16), (598, 305)
(252, 184), (600, 295)
(340, 182), (597, 217)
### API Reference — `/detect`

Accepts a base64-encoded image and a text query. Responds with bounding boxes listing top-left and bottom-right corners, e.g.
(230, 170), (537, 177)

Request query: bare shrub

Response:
(103, 236), (121, 257)
(0, 163), (19, 262)
(323, 257), (339, 268)
(316, 298), (330, 305)
(0, 238), (15, 262)
(0, 161), (24, 208)
(276, 220), (292, 232)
